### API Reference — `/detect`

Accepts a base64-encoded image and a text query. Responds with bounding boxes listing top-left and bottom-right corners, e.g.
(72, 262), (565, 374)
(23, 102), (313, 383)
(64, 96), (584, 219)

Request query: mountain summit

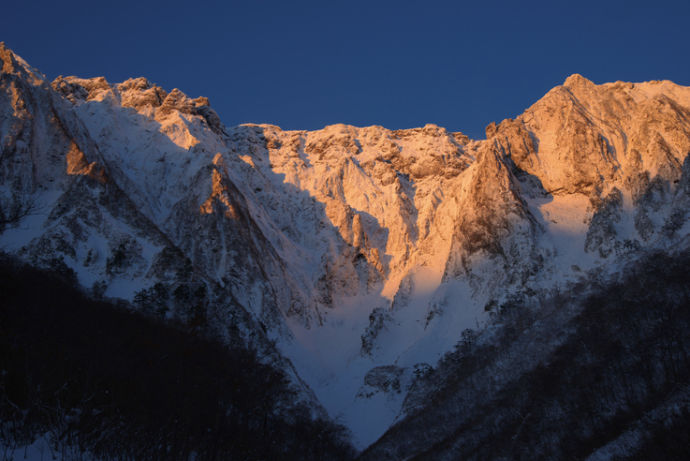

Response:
(2, 45), (690, 453)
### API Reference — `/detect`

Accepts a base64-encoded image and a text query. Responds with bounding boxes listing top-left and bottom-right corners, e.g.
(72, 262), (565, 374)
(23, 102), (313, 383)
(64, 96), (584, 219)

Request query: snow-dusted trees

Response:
(363, 250), (690, 460)
(0, 255), (355, 460)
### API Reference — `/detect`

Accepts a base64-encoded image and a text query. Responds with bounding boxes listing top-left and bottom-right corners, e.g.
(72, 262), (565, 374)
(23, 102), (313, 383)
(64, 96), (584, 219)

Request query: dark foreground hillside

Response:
(0, 255), (354, 461)
(362, 250), (690, 460)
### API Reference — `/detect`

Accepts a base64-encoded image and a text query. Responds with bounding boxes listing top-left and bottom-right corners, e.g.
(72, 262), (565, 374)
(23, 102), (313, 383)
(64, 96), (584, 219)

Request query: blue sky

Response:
(3, 0), (689, 139)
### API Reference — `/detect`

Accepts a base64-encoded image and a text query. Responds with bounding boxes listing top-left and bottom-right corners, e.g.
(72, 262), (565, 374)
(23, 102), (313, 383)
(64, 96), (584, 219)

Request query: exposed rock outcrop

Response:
(2, 44), (690, 449)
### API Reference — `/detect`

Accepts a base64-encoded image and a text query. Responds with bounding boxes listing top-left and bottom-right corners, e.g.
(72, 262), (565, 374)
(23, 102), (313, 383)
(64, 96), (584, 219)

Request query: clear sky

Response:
(3, 0), (689, 139)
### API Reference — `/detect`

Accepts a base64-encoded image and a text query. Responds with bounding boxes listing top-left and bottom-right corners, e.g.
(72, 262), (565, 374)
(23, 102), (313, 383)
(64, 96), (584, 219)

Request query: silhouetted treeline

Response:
(0, 255), (354, 460)
(362, 250), (690, 460)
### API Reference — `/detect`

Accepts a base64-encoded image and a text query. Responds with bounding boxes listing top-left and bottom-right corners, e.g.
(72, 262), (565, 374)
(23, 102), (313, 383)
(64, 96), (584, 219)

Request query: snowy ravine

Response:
(2, 43), (690, 449)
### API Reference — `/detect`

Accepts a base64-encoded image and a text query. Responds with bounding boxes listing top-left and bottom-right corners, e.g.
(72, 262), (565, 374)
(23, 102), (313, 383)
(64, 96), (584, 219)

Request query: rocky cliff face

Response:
(2, 43), (690, 448)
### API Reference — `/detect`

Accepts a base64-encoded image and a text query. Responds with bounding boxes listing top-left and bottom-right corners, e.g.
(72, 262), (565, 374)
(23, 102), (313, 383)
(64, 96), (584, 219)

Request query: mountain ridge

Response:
(1, 42), (689, 449)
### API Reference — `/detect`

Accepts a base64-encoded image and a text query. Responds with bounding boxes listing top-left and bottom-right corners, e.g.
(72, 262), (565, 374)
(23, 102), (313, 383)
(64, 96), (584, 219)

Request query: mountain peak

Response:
(2, 43), (690, 456)
(0, 43), (44, 84)
(0, 42), (20, 74)
(563, 73), (594, 89)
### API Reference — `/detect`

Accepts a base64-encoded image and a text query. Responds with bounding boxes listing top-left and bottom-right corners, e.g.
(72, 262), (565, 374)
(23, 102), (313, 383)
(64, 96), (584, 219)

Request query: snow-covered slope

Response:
(2, 43), (690, 448)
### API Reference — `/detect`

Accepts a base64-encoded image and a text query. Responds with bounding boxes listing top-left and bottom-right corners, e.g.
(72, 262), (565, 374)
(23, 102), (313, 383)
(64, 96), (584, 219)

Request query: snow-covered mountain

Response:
(2, 42), (690, 449)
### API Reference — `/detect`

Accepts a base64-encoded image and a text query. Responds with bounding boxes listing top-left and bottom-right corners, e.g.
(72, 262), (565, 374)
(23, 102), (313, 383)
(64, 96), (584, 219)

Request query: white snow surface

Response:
(2, 46), (690, 450)
(4, 434), (91, 461)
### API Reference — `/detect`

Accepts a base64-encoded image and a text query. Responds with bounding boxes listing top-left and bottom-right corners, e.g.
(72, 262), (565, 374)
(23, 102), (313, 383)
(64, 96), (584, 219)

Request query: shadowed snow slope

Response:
(2, 43), (690, 449)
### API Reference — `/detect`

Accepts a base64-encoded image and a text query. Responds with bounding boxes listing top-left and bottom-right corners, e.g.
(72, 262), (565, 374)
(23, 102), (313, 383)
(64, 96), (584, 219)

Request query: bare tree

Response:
(0, 194), (37, 230)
